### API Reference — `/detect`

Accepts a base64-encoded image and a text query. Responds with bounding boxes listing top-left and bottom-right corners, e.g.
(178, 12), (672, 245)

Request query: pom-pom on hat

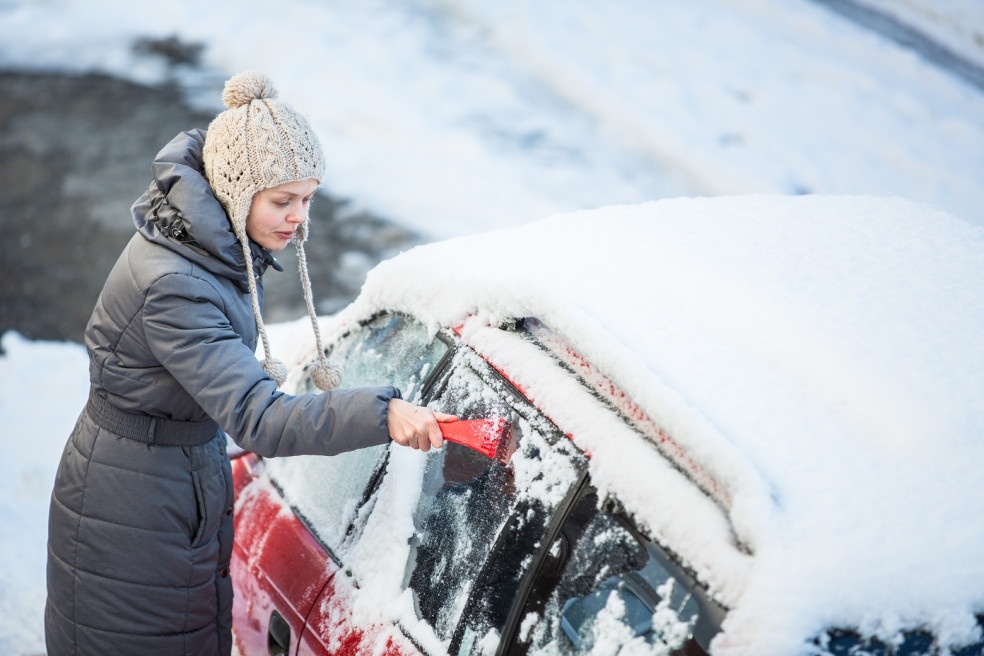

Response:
(203, 71), (341, 391)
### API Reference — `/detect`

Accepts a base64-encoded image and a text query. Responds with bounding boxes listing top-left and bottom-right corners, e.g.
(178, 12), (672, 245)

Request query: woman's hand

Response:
(387, 398), (458, 452)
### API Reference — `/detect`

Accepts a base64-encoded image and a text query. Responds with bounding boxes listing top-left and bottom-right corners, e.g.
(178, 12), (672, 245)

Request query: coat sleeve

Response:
(141, 270), (398, 457)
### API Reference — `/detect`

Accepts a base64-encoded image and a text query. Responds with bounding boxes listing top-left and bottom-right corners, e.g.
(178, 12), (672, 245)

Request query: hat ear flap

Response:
(231, 194), (253, 241)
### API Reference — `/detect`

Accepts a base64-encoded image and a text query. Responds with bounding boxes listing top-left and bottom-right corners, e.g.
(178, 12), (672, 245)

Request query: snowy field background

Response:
(1, 0), (983, 653)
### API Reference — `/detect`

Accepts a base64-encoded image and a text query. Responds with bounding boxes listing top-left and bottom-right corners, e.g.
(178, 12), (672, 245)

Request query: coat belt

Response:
(85, 392), (219, 447)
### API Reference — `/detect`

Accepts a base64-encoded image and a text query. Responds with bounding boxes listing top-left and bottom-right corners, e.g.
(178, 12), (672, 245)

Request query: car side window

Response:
(267, 313), (451, 555)
(304, 312), (451, 402)
(515, 490), (724, 655)
(400, 350), (586, 653)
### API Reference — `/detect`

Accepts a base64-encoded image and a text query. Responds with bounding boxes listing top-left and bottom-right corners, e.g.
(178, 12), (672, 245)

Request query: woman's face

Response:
(245, 178), (319, 251)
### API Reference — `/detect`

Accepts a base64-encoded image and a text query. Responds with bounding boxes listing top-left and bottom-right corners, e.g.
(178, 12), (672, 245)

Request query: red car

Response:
(230, 311), (723, 656)
(230, 196), (984, 656)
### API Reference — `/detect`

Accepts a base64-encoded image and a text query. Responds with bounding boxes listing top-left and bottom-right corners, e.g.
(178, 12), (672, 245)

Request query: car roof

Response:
(325, 194), (984, 653)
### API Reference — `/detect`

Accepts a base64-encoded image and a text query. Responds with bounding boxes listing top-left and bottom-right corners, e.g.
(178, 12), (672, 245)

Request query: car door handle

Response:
(268, 610), (291, 656)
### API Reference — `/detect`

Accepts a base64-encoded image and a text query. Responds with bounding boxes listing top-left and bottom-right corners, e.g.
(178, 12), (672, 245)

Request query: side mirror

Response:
(439, 417), (516, 464)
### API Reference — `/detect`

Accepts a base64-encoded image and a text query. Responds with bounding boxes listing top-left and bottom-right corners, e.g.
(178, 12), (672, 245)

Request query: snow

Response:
(2, 1), (984, 654)
(0, 333), (89, 655)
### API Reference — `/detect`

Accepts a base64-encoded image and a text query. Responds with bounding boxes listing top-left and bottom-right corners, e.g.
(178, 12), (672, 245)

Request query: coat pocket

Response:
(191, 460), (225, 548)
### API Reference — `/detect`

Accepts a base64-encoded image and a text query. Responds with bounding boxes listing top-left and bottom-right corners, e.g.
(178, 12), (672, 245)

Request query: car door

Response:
(231, 313), (451, 656)
(388, 346), (590, 654)
(230, 456), (343, 656)
(393, 333), (725, 655)
(287, 318), (589, 655)
(499, 483), (726, 655)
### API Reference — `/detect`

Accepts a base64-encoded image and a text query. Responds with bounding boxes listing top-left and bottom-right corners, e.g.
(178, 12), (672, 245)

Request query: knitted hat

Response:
(203, 71), (341, 392)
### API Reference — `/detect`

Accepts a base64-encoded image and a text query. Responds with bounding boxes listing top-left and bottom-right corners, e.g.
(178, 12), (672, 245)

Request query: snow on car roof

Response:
(335, 194), (984, 654)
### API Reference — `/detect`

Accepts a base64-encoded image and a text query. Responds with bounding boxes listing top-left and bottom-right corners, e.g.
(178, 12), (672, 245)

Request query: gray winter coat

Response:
(45, 130), (399, 656)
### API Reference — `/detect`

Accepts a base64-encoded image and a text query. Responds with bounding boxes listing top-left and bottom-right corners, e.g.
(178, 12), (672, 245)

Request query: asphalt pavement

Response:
(0, 70), (417, 347)
(810, 0), (984, 91)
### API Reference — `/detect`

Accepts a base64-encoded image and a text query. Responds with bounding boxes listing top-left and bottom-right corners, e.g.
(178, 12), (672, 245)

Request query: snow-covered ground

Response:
(1, 0), (983, 653)
(853, 0), (984, 70)
(1, 0), (983, 236)
(0, 334), (89, 655)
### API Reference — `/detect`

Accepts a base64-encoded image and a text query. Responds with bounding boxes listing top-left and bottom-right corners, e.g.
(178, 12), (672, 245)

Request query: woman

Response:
(44, 71), (454, 656)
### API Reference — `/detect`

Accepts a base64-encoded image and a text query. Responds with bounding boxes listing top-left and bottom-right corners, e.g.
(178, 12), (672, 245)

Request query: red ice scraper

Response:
(439, 417), (515, 464)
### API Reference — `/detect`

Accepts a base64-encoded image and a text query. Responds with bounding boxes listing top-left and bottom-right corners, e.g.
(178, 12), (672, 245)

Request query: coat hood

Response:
(132, 129), (281, 293)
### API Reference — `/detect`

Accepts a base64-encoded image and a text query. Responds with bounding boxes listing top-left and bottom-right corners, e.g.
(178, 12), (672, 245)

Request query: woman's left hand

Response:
(386, 398), (458, 452)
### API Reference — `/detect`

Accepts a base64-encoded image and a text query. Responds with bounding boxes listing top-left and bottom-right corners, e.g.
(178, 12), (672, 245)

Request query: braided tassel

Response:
(297, 240), (342, 391)
(241, 237), (287, 387)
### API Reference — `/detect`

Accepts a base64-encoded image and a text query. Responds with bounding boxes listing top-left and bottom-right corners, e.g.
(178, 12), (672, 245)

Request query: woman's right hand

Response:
(386, 398), (458, 452)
